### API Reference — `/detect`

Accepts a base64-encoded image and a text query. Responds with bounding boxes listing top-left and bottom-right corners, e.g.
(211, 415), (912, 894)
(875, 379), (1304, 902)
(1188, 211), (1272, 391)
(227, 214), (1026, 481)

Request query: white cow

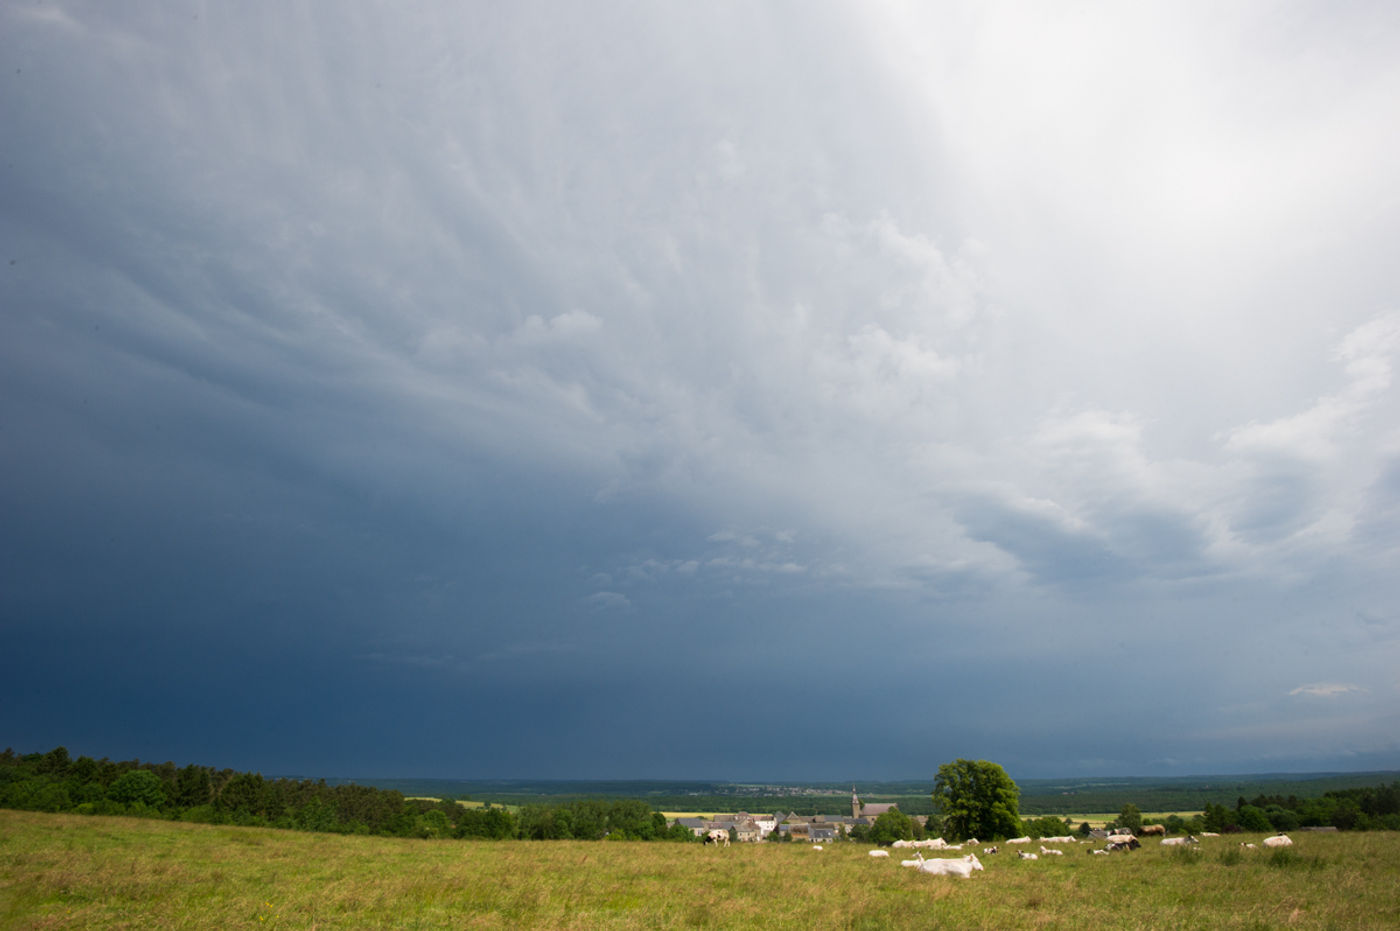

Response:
(900, 853), (925, 868)
(868, 849), (890, 858)
(1039, 846), (1064, 856)
(1160, 836), (1198, 847)
(1017, 851), (1039, 860)
(1007, 836), (1032, 844)
(1263, 834), (1293, 848)
(918, 854), (984, 877)
(705, 829), (729, 847)
(812, 845), (823, 851)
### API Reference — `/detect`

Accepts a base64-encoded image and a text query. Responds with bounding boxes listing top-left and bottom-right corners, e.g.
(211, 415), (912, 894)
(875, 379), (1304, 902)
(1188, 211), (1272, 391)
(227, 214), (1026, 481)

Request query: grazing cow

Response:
(1263, 834), (1293, 848)
(1017, 851), (1039, 860)
(868, 849), (890, 858)
(705, 830), (730, 847)
(1139, 824), (1166, 836)
(918, 854), (984, 877)
(1160, 836), (1198, 847)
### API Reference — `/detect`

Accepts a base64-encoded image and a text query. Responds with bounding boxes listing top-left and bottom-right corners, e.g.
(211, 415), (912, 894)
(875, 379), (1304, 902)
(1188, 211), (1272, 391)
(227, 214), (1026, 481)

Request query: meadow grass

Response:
(3, 811), (1398, 929)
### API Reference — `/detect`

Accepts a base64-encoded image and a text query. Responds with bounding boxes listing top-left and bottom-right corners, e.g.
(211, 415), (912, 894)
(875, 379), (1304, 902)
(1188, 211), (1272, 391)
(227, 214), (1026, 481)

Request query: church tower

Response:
(851, 786), (861, 819)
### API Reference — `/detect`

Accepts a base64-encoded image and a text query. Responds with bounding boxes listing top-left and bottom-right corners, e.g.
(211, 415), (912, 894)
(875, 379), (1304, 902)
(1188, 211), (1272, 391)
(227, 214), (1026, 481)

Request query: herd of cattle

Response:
(851, 831), (1295, 877)
(704, 826), (1299, 876)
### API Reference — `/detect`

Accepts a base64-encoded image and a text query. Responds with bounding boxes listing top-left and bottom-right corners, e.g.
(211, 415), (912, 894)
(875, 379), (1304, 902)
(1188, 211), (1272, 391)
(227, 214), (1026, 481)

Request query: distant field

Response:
(662, 811), (1204, 828)
(333, 771), (1398, 822)
(1062, 812), (1204, 828)
(3, 810), (1398, 929)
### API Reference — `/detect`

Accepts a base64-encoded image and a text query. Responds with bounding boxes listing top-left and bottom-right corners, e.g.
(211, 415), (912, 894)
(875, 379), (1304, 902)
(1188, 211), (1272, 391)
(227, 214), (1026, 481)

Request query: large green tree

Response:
(1117, 803), (1143, 834)
(931, 759), (1021, 841)
(108, 769), (167, 809)
(868, 809), (915, 846)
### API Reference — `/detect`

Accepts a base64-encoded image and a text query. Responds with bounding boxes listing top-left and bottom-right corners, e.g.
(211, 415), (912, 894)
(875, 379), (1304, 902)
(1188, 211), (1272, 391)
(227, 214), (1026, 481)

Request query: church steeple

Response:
(851, 785), (860, 819)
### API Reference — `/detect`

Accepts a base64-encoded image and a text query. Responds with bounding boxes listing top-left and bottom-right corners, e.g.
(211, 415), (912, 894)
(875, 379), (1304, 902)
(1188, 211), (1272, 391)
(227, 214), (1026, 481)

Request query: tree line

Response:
(1101, 784), (1400, 838)
(0, 747), (694, 842)
(918, 760), (1400, 845)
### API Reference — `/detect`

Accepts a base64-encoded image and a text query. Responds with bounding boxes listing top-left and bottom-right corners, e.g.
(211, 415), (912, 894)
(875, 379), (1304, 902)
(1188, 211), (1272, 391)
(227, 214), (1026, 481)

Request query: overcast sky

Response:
(3, 1), (1399, 782)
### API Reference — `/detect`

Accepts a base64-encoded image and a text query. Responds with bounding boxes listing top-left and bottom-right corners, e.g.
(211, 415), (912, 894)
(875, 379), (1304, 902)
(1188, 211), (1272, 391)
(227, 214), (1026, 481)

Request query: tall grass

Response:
(2, 811), (1398, 929)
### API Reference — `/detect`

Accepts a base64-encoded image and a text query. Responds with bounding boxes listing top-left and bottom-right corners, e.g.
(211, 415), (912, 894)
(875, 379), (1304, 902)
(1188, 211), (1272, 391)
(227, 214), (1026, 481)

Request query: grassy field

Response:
(3, 811), (1399, 929)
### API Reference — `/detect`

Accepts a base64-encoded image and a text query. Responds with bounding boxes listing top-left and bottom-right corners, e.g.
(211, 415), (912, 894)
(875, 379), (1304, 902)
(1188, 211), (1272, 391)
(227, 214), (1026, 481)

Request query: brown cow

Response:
(1139, 824), (1166, 836)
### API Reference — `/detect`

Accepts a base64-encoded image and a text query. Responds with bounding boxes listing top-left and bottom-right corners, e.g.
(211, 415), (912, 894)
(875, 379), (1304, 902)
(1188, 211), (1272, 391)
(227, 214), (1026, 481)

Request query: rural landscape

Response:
(7, 2), (1400, 928)
(4, 748), (1399, 928)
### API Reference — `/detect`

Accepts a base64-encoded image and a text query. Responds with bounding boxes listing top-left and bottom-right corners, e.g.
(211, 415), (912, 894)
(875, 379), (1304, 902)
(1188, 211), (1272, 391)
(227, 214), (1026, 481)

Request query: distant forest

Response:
(3, 748), (1397, 839)
(0, 747), (691, 841)
(317, 772), (1400, 821)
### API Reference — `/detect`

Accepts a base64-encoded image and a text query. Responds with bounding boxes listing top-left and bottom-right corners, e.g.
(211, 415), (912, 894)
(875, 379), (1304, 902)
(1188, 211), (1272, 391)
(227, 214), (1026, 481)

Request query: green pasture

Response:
(3, 810), (1397, 929)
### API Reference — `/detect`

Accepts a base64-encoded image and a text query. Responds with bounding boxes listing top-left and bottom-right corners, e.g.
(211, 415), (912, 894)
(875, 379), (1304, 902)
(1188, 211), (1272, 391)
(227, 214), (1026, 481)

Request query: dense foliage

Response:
(933, 759), (1023, 840)
(0, 747), (692, 842)
(865, 809), (916, 845)
(1192, 784), (1400, 833)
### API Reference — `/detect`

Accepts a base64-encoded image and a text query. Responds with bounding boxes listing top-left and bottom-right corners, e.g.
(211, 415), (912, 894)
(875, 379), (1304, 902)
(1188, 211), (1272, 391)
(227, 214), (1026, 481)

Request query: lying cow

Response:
(1263, 834), (1293, 848)
(918, 854), (984, 877)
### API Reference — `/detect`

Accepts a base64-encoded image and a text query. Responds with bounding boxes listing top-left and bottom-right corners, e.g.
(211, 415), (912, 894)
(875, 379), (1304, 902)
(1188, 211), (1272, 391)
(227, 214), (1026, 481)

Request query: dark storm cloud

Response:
(3, 0), (1399, 779)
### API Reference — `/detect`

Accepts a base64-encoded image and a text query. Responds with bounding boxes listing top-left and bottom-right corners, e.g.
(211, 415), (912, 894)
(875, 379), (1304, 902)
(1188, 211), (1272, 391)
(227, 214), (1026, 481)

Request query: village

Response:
(671, 788), (905, 843)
